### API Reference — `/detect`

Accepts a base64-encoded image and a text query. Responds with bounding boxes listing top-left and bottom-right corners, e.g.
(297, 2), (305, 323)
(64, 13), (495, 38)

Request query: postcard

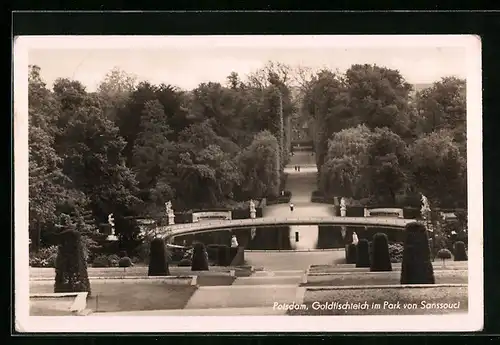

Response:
(14, 34), (482, 332)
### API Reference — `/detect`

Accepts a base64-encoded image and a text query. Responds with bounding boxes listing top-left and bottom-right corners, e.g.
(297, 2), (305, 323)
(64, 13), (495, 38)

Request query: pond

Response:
(171, 225), (406, 250)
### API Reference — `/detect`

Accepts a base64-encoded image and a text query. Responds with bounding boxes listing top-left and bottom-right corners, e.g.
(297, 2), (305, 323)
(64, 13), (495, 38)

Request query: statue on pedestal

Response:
(166, 201), (175, 225)
(340, 197), (347, 217)
(249, 199), (256, 219)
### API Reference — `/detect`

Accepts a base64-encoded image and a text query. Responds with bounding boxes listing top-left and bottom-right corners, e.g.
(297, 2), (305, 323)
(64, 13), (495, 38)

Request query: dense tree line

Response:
(301, 64), (466, 208)
(29, 60), (467, 252)
(29, 62), (296, 249)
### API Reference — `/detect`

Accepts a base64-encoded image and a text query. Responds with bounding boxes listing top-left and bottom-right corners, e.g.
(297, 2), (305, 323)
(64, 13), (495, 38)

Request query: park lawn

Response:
(196, 275), (236, 286)
(302, 270), (468, 286)
(31, 281), (197, 312)
(287, 286), (468, 316)
(308, 262), (468, 274)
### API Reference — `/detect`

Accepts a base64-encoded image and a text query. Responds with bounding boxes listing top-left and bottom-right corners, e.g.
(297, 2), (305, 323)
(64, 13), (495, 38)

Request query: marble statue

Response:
(340, 197), (347, 217)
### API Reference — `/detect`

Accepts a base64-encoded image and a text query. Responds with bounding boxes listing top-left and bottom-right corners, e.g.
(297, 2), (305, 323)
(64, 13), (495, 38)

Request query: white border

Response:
(14, 35), (483, 333)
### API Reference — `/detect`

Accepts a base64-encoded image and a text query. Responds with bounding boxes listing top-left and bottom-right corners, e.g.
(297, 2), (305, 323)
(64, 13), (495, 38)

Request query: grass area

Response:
(302, 270), (467, 286)
(309, 262), (468, 274)
(287, 286), (468, 315)
(196, 275), (236, 286)
(30, 281), (197, 312)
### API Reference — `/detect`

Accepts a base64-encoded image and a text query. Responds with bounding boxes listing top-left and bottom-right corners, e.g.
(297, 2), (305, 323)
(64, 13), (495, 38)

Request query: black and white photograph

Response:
(14, 35), (482, 332)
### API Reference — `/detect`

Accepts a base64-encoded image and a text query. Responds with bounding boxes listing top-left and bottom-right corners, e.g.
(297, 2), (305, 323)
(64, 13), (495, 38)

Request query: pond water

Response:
(171, 225), (406, 250)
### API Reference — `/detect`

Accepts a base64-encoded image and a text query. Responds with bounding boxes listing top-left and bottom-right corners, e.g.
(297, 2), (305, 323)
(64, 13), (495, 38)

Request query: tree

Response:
(131, 100), (175, 215)
(52, 78), (141, 226)
(238, 131), (280, 198)
(415, 77), (466, 145)
(400, 222), (435, 284)
(97, 66), (137, 119)
(343, 64), (413, 137)
(54, 229), (91, 294)
(408, 130), (466, 208)
(29, 66), (88, 249)
(370, 233), (392, 271)
(116, 81), (159, 163)
(366, 128), (408, 204)
(320, 125), (371, 198)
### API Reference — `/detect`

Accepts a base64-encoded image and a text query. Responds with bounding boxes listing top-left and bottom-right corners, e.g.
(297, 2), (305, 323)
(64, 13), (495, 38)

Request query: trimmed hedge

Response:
(311, 190), (336, 204)
(356, 239), (370, 268)
(400, 222), (435, 284)
(453, 241), (468, 261)
(174, 212), (193, 224)
(370, 233), (392, 272)
(148, 238), (170, 276)
(178, 258), (192, 267)
(346, 206), (366, 217)
(118, 256), (133, 268)
(217, 245), (231, 266)
(346, 243), (357, 264)
(54, 229), (91, 295)
(266, 191), (292, 205)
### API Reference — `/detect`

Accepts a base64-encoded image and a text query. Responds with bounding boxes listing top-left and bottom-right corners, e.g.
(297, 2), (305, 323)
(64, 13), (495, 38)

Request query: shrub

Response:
(118, 256), (133, 268)
(178, 258), (192, 267)
(148, 238), (170, 276)
(356, 239), (370, 268)
(54, 229), (91, 295)
(346, 243), (357, 264)
(107, 254), (120, 267)
(437, 248), (452, 267)
(217, 245), (230, 266)
(453, 241), (468, 261)
(370, 233), (392, 272)
(29, 245), (58, 267)
(388, 242), (404, 263)
(191, 242), (209, 271)
(92, 254), (111, 267)
(400, 222), (435, 284)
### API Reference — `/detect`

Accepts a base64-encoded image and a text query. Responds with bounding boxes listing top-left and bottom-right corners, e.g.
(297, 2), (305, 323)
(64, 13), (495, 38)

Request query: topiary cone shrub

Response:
(453, 241), (468, 261)
(148, 238), (170, 276)
(346, 243), (357, 264)
(217, 245), (230, 266)
(356, 239), (370, 268)
(400, 222), (435, 284)
(370, 233), (392, 272)
(54, 229), (91, 295)
(191, 242), (209, 271)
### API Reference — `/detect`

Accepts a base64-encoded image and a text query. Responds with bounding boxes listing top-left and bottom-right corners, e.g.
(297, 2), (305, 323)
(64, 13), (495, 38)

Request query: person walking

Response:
(290, 203), (294, 212)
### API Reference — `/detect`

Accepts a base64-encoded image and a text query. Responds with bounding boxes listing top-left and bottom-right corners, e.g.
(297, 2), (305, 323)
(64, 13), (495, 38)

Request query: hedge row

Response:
(173, 199), (267, 223)
(266, 191), (292, 205)
(311, 190), (336, 204)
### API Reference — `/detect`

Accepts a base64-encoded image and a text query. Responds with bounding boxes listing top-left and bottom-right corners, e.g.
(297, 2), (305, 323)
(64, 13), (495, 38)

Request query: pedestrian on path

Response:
(290, 203), (294, 212)
(298, 166), (301, 172)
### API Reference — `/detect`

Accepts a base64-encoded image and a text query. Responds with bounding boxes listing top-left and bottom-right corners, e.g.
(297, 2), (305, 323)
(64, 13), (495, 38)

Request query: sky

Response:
(26, 36), (469, 92)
